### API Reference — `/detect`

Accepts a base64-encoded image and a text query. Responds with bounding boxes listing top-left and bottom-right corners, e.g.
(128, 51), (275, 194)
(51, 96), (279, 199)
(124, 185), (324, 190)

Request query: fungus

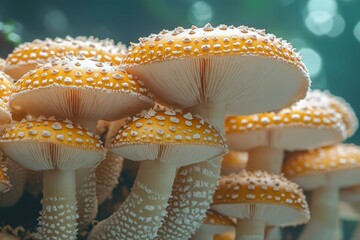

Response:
(221, 150), (248, 176)
(212, 170), (309, 239)
(0, 154), (10, 192)
(122, 23), (310, 239)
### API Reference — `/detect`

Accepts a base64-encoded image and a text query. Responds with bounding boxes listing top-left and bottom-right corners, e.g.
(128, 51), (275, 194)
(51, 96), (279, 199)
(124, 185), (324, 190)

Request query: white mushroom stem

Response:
(88, 160), (177, 240)
(235, 220), (265, 240)
(38, 170), (78, 240)
(247, 146), (284, 174)
(76, 167), (98, 230)
(299, 186), (339, 240)
(156, 103), (225, 240)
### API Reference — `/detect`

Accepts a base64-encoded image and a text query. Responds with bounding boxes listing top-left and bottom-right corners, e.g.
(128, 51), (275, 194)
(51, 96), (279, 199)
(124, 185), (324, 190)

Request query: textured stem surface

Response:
(156, 103), (225, 240)
(76, 167), (98, 230)
(236, 220), (265, 240)
(38, 170), (77, 240)
(88, 160), (177, 240)
(247, 146), (284, 174)
(299, 186), (339, 240)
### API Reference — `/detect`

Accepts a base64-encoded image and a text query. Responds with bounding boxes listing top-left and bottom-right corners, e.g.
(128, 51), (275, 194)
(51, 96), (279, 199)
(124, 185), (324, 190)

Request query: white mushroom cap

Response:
(212, 170), (310, 227)
(123, 23), (310, 115)
(283, 144), (360, 190)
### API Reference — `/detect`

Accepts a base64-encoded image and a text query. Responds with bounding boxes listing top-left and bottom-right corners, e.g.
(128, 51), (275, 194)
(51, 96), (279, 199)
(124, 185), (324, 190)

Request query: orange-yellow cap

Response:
(122, 23), (310, 116)
(305, 90), (358, 138)
(111, 107), (227, 166)
(0, 71), (13, 103)
(225, 93), (346, 151)
(5, 36), (127, 80)
(203, 209), (235, 227)
(0, 116), (105, 171)
(10, 55), (154, 122)
(0, 100), (11, 125)
(283, 144), (360, 190)
(0, 156), (10, 192)
(214, 232), (235, 240)
(212, 170), (309, 227)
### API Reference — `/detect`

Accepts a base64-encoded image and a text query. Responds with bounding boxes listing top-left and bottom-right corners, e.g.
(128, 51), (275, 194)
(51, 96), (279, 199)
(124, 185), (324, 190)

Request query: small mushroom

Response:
(212, 170), (309, 240)
(283, 144), (360, 240)
(221, 150), (248, 176)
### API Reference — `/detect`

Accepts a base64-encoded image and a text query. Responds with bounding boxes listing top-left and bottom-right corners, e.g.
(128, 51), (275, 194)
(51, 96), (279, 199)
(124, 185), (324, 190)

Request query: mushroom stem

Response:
(88, 160), (177, 240)
(235, 219), (265, 240)
(299, 186), (339, 240)
(191, 229), (215, 240)
(76, 167), (98, 230)
(156, 103), (226, 240)
(39, 170), (77, 240)
(247, 146), (284, 174)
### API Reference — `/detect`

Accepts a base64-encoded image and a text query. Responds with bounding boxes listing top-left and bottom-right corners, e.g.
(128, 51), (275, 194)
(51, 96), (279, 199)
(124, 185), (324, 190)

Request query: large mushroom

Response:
(191, 209), (235, 240)
(4, 36), (126, 80)
(122, 23), (310, 239)
(9, 54), (154, 228)
(212, 170), (310, 240)
(283, 144), (360, 239)
(0, 117), (105, 240)
(88, 107), (227, 240)
(225, 90), (347, 175)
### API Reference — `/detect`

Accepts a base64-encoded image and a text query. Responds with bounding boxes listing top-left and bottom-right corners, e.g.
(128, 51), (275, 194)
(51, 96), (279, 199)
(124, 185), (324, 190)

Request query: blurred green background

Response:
(1, 0), (360, 238)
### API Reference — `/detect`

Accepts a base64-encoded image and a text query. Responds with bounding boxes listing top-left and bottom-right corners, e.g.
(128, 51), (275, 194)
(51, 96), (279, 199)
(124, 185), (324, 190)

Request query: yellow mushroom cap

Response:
(214, 232), (235, 240)
(0, 71), (14, 103)
(10, 55), (154, 122)
(305, 90), (358, 138)
(283, 144), (360, 190)
(0, 156), (11, 192)
(123, 23), (310, 115)
(221, 150), (248, 175)
(204, 209), (235, 227)
(0, 100), (11, 125)
(212, 170), (310, 227)
(5, 36), (127, 80)
(111, 107), (227, 166)
(0, 116), (105, 171)
(225, 93), (346, 151)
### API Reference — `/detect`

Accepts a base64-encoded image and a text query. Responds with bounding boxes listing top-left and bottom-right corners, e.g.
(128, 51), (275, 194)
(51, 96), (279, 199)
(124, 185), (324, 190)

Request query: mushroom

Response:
(0, 71), (13, 130)
(283, 144), (360, 239)
(0, 117), (105, 240)
(10, 54), (154, 228)
(0, 154), (10, 192)
(96, 118), (126, 205)
(0, 156), (26, 207)
(214, 232), (236, 240)
(212, 170), (310, 240)
(0, 58), (5, 71)
(122, 23), (310, 239)
(88, 107), (227, 240)
(225, 90), (347, 174)
(191, 209), (235, 240)
(221, 150), (248, 176)
(4, 36), (127, 80)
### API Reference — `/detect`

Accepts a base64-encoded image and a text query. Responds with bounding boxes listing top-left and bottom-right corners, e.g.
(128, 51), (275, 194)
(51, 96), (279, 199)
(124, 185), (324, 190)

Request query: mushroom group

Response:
(0, 23), (358, 240)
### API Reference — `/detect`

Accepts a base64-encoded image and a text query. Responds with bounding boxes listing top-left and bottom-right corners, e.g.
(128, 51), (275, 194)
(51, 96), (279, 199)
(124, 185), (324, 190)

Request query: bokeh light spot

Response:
(327, 14), (345, 37)
(300, 48), (322, 78)
(44, 10), (68, 34)
(188, 1), (213, 26)
(354, 21), (360, 43)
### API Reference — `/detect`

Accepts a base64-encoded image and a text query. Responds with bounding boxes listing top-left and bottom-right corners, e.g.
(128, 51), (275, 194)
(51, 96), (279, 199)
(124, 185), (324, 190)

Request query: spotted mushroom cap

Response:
(10, 55), (154, 122)
(225, 93), (346, 152)
(0, 156), (10, 192)
(211, 170), (310, 227)
(0, 100), (11, 125)
(0, 71), (14, 103)
(195, 209), (235, 236)
(283, 144), (360, 190)
(305, 90), (358, 138)
(111, 107), (227, 166)
(0, 116), (105, 171)
(5, 36), (127, 80)
(123, 23), (310, 115)
(221, 150), (248, 175)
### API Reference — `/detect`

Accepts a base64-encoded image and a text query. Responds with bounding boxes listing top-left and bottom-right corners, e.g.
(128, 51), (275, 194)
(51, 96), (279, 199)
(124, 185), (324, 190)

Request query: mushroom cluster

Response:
(0, 23), (357, 240)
